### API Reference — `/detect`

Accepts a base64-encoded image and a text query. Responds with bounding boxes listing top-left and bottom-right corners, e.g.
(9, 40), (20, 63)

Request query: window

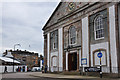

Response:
(33, 61), (35, 64)
(94, 15), (104, 40)
(50, 30), (58, 50)
(52, 56), (57, 67)
(69, 26), (76, 45)
(22, 57), (26, 61)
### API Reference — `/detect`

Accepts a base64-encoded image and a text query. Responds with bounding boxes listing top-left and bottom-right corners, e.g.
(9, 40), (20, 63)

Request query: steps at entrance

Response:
(61, 71), (80, 75)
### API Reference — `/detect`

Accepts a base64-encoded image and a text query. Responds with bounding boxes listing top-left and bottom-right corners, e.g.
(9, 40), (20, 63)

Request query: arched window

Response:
(50, 30), (58, 50)
(52, 56), (57, 67)
(94, 15), (104, 40)
(69, 26), (76, 45)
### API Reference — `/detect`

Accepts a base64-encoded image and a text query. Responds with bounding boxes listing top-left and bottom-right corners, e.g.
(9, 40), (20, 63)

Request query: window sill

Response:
(95, 37), (104, 41)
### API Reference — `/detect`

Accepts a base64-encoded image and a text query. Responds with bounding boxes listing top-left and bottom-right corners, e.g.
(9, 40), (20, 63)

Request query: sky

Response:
(1, 1), (59, 56)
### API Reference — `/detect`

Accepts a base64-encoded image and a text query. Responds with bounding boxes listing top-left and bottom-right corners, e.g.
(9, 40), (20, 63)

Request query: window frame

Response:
(94, 15), (104, 40)
(69, 26), (77, 45)
(50, 30), (58, 51)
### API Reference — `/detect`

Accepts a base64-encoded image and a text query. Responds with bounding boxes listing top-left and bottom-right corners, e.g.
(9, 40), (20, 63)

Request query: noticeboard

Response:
(81, 58), (87, 65)
(84, 67), (100, 72)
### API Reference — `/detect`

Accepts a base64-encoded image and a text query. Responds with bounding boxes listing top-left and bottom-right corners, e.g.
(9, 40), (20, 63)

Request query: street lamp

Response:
(13, 44), (21, 72)
(14, 44), (21, 51)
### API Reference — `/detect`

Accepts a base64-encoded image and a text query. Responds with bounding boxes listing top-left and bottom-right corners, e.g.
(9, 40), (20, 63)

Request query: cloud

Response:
(2, 2), (59, 55)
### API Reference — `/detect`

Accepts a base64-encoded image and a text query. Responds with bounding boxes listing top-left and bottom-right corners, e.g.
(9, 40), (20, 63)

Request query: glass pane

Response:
(94, 15), (104, 39)
(69, 26), (76, 44)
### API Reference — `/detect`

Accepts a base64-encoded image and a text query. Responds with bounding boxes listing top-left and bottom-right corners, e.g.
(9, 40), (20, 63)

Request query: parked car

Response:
(32, 67), (41, 72)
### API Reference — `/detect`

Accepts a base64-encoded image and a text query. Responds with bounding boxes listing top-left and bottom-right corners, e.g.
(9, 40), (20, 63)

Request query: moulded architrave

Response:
(47, 33), (50, 71)
(107, 7), (112, 73)
(58, 28), (63, 71)
(114, 3), (120, 74)
(66, 52), (68, 71)
(90, 42), (110, 69)
(117, 3), (120, 73)
(109, 5), (118, 73)
(50, 51), (58, 72)
(82, 17), (89, 67)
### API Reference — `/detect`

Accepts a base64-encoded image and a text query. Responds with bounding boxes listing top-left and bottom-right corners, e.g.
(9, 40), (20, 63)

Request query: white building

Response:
(43, 2), (120, 74)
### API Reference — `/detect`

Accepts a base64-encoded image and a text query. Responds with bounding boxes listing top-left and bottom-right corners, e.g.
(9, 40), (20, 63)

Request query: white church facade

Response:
(43, 2), (120, 74)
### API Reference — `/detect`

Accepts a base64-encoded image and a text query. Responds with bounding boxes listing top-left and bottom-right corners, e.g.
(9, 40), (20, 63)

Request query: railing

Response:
(45, 67), (120, 78)
(79, 67), (120, 78)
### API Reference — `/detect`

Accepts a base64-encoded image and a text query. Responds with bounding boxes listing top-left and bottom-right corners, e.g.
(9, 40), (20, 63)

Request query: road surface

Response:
(1, 72), (87, 80)
(1, 72), (119, 80)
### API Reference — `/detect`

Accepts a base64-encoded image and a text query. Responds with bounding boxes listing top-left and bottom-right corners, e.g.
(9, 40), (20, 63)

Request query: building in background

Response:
(43, 1), (120, 75)
(0, 51), (27, 73)
(3, 49), (39, 69)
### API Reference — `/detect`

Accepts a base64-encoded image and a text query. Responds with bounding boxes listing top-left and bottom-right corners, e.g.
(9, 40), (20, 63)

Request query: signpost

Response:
(97, 52), (102, 58)
(81, 58), (87, 74)
(97, 52), (102, 78)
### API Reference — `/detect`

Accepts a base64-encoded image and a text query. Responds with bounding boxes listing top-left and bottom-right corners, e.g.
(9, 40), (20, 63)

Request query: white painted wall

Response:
(109, 5), (118, 73)
(79, 49), (81, 67)
(82, 17), (89, 67)
(47, 33), (50, 71)
(51, 52), (58, 57)
(0, 65), (27, 73)
(53, 57), (57, 66)
(90, 42), (109, 66)
(94, 51), (106, 66)
(50, 51), (58, 72)
(90, 42), (110, 73)
(58, 28), (63, 71)
(66, 52), (68, 70)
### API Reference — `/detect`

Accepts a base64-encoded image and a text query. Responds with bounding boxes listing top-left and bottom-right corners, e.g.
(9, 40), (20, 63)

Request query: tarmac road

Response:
(2, 72), (36, 78)
(1, 72), (96, 80)
(1, 72), (119, 80)
(1, 72), (84, 80)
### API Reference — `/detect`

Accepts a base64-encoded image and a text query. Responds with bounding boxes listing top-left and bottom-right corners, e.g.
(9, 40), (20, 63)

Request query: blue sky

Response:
(1, 1), (59, 56)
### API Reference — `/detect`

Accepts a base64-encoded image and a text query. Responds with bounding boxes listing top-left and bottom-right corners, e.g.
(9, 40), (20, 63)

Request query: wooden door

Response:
(68, 52), (77, 71)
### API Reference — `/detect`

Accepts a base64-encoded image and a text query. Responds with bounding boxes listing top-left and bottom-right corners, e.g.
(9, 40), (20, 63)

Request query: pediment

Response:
(42, 2), (89, 30)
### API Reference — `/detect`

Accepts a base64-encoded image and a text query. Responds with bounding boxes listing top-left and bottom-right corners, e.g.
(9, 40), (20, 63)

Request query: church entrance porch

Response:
(68, 52), (77, 71)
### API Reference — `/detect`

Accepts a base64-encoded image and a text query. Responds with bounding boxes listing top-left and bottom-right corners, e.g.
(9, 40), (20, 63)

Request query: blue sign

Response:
(97, 52), (102, 58)
(81, 58), (87, 65)
(42, 60), (44, 64)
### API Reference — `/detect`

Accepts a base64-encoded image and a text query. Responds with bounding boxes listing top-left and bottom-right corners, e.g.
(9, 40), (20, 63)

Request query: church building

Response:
(42, 1), (120, 74)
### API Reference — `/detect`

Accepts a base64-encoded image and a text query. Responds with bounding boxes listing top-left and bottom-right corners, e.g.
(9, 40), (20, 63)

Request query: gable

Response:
(42, 2), (89, 31)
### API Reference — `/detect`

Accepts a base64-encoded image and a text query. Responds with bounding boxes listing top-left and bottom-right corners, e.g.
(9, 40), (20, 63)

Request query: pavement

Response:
(29, 72), (120, 80)
(2, 72), (37, 78)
